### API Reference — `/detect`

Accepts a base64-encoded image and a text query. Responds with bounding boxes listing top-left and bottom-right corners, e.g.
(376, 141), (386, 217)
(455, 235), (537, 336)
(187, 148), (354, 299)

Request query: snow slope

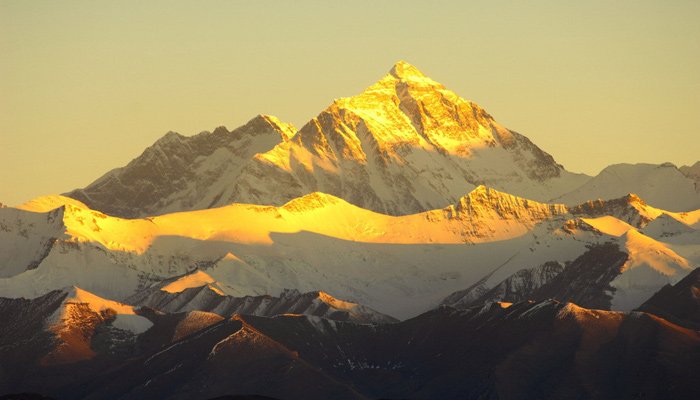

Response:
(0, 205), (65, 277)
(610, 230), (693, 310)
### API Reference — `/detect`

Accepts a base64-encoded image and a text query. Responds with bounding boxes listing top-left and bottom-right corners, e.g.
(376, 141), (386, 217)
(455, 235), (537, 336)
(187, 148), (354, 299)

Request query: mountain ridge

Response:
(3, 185), (698, 319)
(65, 114), (296, 218)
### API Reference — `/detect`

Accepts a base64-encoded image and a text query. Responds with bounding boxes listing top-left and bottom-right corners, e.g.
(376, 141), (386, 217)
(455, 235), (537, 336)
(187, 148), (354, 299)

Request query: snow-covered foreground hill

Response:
(1, 187), (698, 319)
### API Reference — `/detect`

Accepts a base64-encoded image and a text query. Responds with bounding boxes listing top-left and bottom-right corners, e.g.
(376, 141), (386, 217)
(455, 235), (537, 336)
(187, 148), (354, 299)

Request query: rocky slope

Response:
(2, 299), (698, 400)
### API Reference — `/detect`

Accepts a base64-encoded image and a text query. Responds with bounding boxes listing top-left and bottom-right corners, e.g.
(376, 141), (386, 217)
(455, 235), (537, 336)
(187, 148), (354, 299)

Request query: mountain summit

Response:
(67, 62), (589, 218)
(389, 60), (428, 79)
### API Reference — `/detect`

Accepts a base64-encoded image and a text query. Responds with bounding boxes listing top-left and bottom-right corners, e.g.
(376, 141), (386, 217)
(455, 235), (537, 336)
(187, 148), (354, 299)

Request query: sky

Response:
(1, 0), (699, 206)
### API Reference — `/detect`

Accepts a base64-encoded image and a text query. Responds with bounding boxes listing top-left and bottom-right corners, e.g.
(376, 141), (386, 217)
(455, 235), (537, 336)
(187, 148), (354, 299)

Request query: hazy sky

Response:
(2, 1), (699, 206)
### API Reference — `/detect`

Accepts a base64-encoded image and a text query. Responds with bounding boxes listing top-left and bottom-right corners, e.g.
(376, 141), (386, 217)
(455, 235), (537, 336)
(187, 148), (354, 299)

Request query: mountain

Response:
(83, 301), (700, 400)
(442, 243), (628, 309)
(0, 288), (376, 400)
(637, 267), (700, 329)
(2, 188), (578, 318)
(126, 275), (397, 324)
(3, 187), (698, 319)
(65, 61), (589, 218)
(442, 216), (696, 311)
(4, 60), (700, 400)
(2, 298), (698, 400)
(0, 287), (152, 367)
(556, 163), (700, 211)
(65, 115), (296, 218)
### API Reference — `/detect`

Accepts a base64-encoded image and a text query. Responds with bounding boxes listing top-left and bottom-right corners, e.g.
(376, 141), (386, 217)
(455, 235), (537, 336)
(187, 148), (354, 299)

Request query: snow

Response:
(609, 230), (693, 310)
(669, 209), (700, 229)
(112, 314), (153, 334)
(65, 114), (296, 219)
(160, 270), (224, 295)
(49, 286), (153, 334)
(0, 206), (65, 277)
(0, 189), (582, 319)
(643, 214), (695, 239)
(580, 216), (635, 236)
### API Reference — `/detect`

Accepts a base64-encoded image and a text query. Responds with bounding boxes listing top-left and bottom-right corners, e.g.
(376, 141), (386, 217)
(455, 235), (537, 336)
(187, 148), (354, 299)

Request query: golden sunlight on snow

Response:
(621, 230), (691, 276)
(160, 270), (224, 295)
(318, 291), (360, 311)
(62, 286), (136, 315)
(17, 187), (562, 255)
(580, 216), (635, 237)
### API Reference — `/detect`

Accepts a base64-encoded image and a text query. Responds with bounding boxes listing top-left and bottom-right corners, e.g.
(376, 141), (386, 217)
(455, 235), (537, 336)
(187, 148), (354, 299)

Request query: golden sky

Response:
(1, 1), (699, 206)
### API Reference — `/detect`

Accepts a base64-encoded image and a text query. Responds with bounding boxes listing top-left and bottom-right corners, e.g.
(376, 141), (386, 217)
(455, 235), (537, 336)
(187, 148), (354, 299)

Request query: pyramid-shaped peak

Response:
(449, 185), (568, 219)
(389, 60), (427, 80)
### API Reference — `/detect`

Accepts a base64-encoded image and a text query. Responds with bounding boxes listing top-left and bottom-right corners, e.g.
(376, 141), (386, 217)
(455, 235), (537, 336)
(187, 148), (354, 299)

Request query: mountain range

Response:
(1, 61), (699, 399)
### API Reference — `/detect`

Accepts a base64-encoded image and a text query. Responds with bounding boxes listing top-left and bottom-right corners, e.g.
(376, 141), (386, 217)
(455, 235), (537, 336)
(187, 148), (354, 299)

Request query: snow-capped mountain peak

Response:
(389, 60), (429, 80)
(65, 62), (589, 218)
(328, 60), (502, 156)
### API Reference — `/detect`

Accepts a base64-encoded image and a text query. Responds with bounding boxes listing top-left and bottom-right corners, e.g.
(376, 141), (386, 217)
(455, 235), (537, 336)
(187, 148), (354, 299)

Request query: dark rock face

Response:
(530, 243), (629, 310)
(637, 267), (700, 329)
(446, 261), (565, 307)
(443, 243), (629, 310)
